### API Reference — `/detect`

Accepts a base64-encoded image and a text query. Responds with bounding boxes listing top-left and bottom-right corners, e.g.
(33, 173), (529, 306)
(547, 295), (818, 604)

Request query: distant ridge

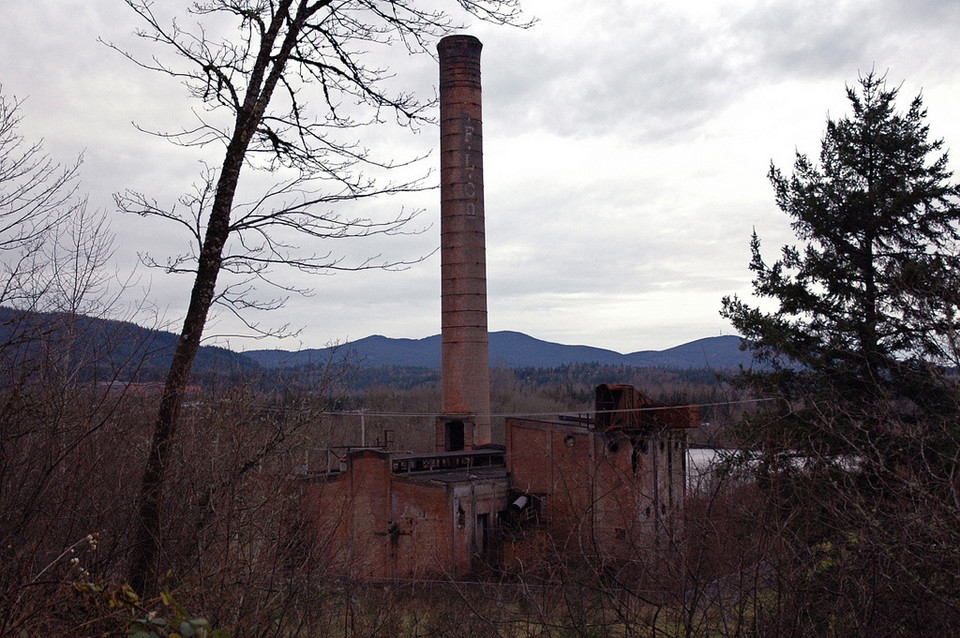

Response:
(0, 306), (259, 382)
(244, 332), (751, 370)
(0, 305), (752, 375)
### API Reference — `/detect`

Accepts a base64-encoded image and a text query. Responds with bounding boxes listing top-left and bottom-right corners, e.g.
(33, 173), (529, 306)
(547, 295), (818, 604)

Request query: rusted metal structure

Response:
(437, 34), (491, 450)
(595, 383), (700, 431)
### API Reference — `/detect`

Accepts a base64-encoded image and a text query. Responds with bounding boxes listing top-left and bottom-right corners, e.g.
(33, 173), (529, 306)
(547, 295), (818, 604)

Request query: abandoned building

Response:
(302, 35), (699, 580)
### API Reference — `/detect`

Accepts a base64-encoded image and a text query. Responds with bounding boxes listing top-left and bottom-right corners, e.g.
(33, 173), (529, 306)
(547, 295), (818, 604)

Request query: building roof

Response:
(396, 465), (509, 486)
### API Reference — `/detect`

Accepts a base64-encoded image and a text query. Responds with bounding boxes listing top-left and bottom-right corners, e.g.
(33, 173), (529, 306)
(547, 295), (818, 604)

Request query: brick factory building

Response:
(304, 385), (697, 580)
(302, 35), (698, 580)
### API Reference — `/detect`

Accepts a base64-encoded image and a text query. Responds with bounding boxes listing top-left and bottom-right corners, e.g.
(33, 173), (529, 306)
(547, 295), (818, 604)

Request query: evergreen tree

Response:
(721, 74), (960, 634)
(723, 72), (960, 453)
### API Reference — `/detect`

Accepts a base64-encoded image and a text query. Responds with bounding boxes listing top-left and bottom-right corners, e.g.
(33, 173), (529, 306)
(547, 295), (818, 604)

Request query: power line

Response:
(321, 397), (774, 420)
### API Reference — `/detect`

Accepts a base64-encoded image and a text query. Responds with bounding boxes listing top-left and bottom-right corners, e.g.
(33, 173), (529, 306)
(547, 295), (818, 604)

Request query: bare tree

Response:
(0, 90), (87, 309)
(0, 88), (167, 638)
(109, 0), (529, 595)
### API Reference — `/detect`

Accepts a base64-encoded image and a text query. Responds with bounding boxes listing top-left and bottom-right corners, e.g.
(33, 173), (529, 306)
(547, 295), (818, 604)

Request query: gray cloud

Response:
(3, 0), (960, 352)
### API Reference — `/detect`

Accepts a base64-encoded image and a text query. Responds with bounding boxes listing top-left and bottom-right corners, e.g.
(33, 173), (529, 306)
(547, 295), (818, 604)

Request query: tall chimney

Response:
(437, 35), (491, 449)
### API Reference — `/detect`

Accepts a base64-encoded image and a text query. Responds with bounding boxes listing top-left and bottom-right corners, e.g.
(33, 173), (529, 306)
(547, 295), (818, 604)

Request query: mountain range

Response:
(0, 306), (257, 382)
(243, 331), (751, 370)
(0, 306), (752, 376)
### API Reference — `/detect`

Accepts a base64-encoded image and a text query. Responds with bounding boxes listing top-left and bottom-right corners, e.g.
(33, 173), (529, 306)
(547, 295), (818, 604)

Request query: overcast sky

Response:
(3, 0), (960, 353)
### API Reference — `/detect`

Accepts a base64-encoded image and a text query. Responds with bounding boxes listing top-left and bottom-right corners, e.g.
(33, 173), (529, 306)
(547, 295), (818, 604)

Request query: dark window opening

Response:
(445, 420), (465, 451)
(476, 513), (489, 555)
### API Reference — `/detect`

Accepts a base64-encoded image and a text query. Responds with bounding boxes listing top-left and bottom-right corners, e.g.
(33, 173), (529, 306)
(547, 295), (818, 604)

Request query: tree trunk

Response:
(126, 148), (244, 595)
(126, 0), (309, 596)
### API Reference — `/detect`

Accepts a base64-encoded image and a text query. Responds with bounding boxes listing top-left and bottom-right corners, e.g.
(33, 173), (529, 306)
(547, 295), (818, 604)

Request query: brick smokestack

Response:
(438, 35), (491, 448)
